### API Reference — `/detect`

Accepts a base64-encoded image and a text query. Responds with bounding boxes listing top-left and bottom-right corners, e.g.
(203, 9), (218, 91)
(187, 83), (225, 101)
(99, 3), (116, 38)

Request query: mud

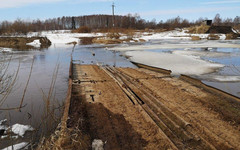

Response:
(0, 37), (51, 50)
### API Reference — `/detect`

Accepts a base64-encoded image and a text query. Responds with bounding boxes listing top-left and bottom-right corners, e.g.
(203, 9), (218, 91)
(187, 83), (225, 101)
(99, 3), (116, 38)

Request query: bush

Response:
(72, 26), (91, 33)
(191, 36), (201, 41)
(187, 25), (210, 34)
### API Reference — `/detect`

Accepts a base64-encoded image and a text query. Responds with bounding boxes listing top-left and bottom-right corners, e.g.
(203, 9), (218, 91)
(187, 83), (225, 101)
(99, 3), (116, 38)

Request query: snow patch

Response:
(27, 30), (105, 44)
(125, 51), (224, 75)
(26, 39), (41, 47)
(0, 48), (12, 53)
(92, 139), (104, 150)
(11, 124), (34, 137)
(2, 142), (28, 150)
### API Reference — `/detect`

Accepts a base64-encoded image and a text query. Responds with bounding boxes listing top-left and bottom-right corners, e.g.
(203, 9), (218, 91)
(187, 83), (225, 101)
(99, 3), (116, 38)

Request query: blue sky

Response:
(0, 0), (240, 22)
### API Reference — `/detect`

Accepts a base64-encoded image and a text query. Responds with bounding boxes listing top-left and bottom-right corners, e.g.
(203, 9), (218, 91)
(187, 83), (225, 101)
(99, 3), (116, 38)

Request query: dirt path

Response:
(68, 64), (240, 150)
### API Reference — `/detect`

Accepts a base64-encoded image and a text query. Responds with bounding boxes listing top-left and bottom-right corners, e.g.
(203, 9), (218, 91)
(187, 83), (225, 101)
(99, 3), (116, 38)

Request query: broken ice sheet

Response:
(125, 51), (224, 75)
(2, 142), (28, 150)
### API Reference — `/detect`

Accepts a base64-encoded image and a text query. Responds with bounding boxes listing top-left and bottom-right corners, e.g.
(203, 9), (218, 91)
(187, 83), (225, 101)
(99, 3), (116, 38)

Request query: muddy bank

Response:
(0, 37), (51, 50)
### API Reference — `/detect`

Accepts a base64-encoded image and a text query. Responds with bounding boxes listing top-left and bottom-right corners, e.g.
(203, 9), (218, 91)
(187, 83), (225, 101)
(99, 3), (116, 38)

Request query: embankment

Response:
(0, 37), (51, 50)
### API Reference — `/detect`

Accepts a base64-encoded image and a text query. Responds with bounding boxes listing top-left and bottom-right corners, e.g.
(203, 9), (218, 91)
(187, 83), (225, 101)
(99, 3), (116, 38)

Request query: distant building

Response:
(202, 20), (212, 26)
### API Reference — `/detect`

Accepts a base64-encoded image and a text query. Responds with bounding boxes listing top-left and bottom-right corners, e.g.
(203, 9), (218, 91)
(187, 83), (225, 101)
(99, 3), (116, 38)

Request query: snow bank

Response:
(27, 30), (105, 44)
(0, 48), (12, 53)
(139, 30), (191, 41)
(125, 51), (224, 75)
(11, 124), (34, 137)
(3, 142), (28, 150)
(136, 29), (228, 41)
(26, 39), (41, 47)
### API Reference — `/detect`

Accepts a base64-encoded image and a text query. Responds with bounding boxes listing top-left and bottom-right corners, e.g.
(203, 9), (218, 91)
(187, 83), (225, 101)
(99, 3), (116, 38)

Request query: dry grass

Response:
(191, 36), (201, 41)
(92, 28), (138, 44)
(187, 25), (210, 34)
(72, 26), (92, 33)
(79, 37), (96, 45)
(225, 33), (239, 40)
(92, 38), (122, 44)
(37, 126), (90, 150)
(234, 25), (240, 32)
(207, 34), (220, 40)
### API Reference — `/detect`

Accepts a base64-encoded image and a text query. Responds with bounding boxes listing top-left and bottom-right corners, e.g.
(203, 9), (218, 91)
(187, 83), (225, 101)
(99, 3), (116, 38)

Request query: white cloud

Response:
(202, 0), (240, 5)
(140, 7), (240, 16)
(0, 0), (111, 8)
(0, 0), (64, 8)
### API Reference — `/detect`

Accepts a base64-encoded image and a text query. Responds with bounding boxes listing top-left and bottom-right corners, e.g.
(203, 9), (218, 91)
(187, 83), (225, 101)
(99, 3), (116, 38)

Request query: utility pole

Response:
(72, 17), (76, 29)
(112, 2), (115, 27)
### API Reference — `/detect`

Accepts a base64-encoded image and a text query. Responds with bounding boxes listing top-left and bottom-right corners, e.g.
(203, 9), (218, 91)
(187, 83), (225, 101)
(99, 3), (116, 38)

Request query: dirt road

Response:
(67, 64), (240, 150)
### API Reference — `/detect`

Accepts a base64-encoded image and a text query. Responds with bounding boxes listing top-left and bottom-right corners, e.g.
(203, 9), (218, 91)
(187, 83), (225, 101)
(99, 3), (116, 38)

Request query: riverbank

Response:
(0, 37), (51, 50)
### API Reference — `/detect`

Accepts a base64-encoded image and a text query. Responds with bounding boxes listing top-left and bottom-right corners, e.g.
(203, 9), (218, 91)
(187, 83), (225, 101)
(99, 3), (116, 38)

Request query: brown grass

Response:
(37, 126), (90, 150)
(79, 37), (96, 45)
(234, 25), (240, 32)
(92, 38), (122, 44)
(191, 36), (201, 41)
(207, 34), (220, 40)
(72, 26), (92, 33)
(187, 25), (210, 34)
(225, 33), (239, 40)
(91, 28), (138, 44)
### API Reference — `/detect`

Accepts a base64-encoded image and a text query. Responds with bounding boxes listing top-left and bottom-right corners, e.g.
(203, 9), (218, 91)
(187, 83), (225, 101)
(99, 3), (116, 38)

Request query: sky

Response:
(0, 0), (239, 22)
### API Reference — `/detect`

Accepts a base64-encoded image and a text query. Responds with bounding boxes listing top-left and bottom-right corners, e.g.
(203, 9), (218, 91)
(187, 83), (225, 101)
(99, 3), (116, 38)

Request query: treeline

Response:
(0, 14), (239, 35)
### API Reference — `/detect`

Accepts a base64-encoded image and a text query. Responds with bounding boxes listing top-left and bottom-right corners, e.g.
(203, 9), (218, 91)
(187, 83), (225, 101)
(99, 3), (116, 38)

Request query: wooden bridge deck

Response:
(65, 64), (240, 150)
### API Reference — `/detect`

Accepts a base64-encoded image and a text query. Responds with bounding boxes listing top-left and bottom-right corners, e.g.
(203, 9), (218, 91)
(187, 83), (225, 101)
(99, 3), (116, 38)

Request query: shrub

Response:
(187, 25), (210, 34)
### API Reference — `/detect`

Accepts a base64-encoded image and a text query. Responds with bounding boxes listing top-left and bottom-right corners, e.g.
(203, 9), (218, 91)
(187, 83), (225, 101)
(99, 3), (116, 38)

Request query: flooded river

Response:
(0, 44), (134, 148)
(0, 39), (240, 148)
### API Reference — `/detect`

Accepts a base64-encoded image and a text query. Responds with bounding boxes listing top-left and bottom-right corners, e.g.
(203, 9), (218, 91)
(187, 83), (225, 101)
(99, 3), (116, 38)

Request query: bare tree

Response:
(213, 14), (222, 26)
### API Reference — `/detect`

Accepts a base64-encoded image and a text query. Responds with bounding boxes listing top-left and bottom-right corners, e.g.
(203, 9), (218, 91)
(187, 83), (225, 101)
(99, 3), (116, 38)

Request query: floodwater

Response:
(0, 39), (240, 148)
(144, 39), (240, 97)
(0, 44), (135, 148)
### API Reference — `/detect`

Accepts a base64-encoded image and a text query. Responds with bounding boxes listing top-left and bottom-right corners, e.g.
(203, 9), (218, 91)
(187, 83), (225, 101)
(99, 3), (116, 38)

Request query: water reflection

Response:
(0, 44), (135, 148)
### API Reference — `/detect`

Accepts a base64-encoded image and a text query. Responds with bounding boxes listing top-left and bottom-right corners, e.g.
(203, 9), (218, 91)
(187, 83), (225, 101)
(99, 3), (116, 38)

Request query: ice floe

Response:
(172, 50), (231, 58)
(0, 119), (34, 138)
(11, 124), (34, 137)
(212, 75), (240, 82)
(112, 41), (240, 51)
(0, 48), (12, 53)
(2, 142), (28, 150)
(125, 51), (224, 75)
